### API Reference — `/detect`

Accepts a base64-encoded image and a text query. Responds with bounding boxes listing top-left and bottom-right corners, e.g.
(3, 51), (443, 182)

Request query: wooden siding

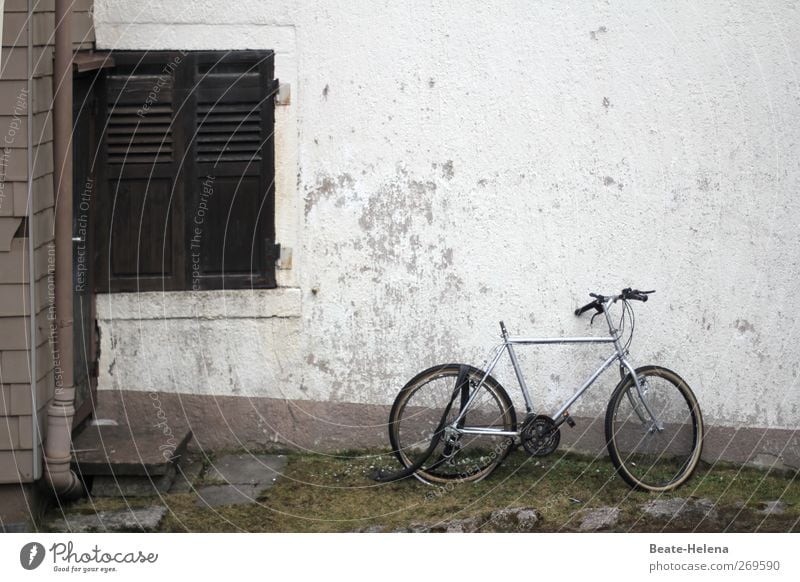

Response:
(0, 0), (94, 484)
(0, 451), (34, 483)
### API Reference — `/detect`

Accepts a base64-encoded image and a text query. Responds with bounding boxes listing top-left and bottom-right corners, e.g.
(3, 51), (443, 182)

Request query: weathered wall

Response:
(92, 2), (800, 456)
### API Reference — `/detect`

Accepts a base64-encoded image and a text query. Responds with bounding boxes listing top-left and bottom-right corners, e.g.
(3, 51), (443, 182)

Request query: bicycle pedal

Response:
(563, 414), (576, 428)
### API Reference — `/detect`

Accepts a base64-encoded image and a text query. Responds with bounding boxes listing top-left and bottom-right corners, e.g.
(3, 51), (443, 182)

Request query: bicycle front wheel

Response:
(388, 364), (517, 484)
(605, 366), (703, 492)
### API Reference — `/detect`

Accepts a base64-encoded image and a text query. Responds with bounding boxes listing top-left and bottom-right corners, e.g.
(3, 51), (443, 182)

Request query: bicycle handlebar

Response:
(621, 287), (655, 302)
(574, 288), (655, 317)
(574, 299), (602, 316)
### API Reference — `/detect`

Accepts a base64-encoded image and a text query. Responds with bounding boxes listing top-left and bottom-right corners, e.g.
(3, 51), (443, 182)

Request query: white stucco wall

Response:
(92, 1), (800, 433)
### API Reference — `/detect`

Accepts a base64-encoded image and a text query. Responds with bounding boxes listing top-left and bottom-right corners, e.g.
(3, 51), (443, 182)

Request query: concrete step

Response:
(71, 424), (193, 497)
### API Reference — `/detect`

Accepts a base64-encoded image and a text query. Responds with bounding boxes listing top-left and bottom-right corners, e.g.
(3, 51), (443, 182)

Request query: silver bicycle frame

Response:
(451, 299), (662, 437)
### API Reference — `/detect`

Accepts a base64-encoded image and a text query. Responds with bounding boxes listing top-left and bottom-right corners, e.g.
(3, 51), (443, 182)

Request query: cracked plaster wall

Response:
(92, 1), (800, 432)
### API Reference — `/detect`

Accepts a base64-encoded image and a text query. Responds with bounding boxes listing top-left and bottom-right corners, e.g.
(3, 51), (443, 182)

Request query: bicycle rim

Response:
(607, 368), (703, 491)
(390, 365), (516, 484)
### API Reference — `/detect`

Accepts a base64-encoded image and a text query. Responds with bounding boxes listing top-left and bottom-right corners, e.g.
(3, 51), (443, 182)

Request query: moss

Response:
(45, 449), (800, 533)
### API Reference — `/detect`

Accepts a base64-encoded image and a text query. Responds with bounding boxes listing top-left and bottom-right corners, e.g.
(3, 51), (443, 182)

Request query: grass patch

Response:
(44, 449), (800, 533)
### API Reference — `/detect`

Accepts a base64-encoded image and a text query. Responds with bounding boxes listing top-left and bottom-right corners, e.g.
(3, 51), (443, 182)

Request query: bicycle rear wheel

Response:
(388, 364), (516, 484)
(605, 366), (703, 492)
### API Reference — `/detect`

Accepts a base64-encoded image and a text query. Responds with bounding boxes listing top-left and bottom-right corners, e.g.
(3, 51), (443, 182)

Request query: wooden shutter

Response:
(95, 52), (189, 292)
(188, 52), (278, 290)
(94, 51), (277, 292)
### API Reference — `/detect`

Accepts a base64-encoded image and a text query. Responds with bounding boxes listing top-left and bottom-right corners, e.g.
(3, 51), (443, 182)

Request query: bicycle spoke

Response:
(607, 368), (702, 490)
(390, 365), (516, 483)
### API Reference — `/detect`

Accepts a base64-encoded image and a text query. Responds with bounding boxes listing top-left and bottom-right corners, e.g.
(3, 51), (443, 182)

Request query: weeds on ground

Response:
(158, 449), (799, 532)
(46, 449), (799, 532)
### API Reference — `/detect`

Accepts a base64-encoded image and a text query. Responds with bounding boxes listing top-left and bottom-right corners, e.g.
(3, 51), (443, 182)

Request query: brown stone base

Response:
(95, 390), (393, 453)
(95, 390), (800, 471)
(0, 482), (48, 532)
(559, 416), (800, 471)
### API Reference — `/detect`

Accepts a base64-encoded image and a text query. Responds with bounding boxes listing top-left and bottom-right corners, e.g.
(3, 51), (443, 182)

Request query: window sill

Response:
(96, 287), (301, 320)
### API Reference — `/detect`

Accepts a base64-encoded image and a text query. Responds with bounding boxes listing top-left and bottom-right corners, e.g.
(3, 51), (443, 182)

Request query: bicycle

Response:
(378, 288), (704, 492)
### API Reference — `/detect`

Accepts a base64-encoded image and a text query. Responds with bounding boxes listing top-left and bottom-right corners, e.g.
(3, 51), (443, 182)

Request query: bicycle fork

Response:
(620, 360), (664, 433)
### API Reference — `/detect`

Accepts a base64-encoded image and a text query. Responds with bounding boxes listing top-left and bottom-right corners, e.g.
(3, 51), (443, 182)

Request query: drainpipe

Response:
(45, 0), (82, 498)
(26, 0), (41, 481)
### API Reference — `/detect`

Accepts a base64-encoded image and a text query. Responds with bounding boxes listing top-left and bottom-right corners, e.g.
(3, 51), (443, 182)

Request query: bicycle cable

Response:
(622, 298), (635, 353)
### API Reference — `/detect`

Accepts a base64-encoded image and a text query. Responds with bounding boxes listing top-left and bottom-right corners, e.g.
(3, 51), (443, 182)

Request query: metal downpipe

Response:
(26, 0), (41, 482)
(44, 0), (82, 499)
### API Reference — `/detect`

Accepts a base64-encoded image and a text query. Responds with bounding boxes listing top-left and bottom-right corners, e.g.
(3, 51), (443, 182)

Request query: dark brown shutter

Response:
(188, 52), (278, 289)
(95, 51), (277, 292)
(96, 53), (188, 291)
(106, 80), (174, 164)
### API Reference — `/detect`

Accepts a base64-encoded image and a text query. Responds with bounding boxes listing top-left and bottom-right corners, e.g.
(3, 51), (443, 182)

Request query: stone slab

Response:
(73, 425), (193, 477)
(578, 507), (620, 531)
(757, 500), (787, 516)
(90, 465), (176, 497)
(642, 498), (718, 521)
(351, 525), (386, 533)
(205, 453), (287, 486)
(194, 484), (260, 508)
(168, 460), (205, 494)
(391, 507), (540, 533)
(48, 507), (166, 533)
(486, 507), (540, 532)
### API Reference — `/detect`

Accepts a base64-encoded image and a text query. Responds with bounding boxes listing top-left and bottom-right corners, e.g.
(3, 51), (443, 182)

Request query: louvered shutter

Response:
(188, 52), (278, 290)
(95, 51), (277, 292)
(96, 53), (189, 291)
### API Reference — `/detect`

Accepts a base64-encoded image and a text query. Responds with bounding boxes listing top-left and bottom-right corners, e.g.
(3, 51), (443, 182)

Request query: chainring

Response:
(521, 415), (561, 457)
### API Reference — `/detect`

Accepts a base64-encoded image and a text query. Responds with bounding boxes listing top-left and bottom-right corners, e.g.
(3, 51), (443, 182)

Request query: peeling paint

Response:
(307, 354), (334, 375)
(442, 248), (454, 267)
(697, 175), (719, 192)
(305, 173), (354, 215)
(590, 25), (607, 40)
(441, 160), (455, 181)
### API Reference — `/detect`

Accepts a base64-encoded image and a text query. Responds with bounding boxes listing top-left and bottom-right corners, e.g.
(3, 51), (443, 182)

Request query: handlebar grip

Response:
(622, 288), (655, 302)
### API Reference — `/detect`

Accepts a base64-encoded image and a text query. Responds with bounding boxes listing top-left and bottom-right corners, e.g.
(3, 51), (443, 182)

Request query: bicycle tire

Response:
(388, 363), (517, 484)
(605, 365), (704, 492)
